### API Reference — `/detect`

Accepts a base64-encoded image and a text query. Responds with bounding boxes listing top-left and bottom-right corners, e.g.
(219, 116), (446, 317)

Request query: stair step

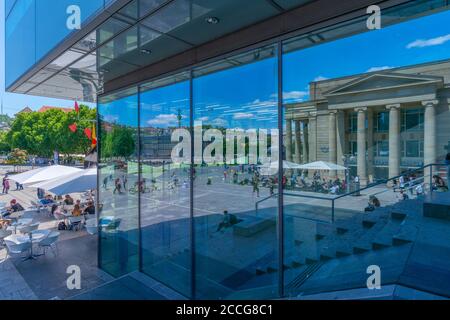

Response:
(319, 246), (336, 260)
(393, 225), (418, 245)
(391, 210), (408, 221)
(267, 266), (278, 274)
(353, 219), (388, 254)
(315, 223), (334, 240)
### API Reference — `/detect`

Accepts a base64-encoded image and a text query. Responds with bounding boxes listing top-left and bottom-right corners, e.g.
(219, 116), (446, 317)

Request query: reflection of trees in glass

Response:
(6, 106), (96, 158)
(101, 124), (136, 160)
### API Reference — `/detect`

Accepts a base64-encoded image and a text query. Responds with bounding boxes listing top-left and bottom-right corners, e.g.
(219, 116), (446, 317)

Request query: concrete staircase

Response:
(261, 199), (422, 293)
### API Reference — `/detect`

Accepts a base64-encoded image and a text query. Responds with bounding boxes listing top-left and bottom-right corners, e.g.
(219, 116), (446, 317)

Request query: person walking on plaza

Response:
(2, 177), (10, 194)
(252, 173), (260, 198)
(113, 178), (122, 194)
(103, 176), (108, 189)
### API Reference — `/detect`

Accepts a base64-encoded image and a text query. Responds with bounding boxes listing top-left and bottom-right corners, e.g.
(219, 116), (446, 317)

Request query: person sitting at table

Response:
(64, 195), (74, 205)
(83, 201), (95, 215)
(3, 199), (24, 217)
(51, 204), (64, 219)
(39, 195), (54, 206)
(72, 204), (82, 217)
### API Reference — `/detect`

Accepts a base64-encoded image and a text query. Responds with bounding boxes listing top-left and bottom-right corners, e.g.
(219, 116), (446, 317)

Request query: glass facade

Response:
(97, 0), (450, 299)
(98, 87), (139, 276)
(5, 0), (111, 87)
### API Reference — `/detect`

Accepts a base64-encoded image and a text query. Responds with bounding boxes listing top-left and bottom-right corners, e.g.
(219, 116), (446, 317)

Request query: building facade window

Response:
(96, 1), (450, 299)
(401, 109), (424, 132)
(375, 111), (389, 132)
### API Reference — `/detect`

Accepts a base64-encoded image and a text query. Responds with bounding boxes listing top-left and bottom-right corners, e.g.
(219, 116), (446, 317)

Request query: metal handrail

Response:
(254, 163), (449, 222)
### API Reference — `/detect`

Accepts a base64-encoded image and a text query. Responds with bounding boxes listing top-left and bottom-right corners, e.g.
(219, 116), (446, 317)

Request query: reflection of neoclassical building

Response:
(285, 59), (450, 184)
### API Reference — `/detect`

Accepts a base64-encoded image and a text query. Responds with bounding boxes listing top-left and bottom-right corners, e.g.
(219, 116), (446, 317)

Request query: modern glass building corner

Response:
(7, 0), (450, 300)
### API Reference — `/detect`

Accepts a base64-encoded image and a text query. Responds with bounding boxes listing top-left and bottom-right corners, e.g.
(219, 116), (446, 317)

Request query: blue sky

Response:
(117, 8), (450, 130)
(4, 4), (450, 124)
(0, 3), (90, 116)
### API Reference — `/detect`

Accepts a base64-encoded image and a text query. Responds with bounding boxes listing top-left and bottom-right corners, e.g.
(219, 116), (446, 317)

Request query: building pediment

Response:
(324, 72), (444, 97)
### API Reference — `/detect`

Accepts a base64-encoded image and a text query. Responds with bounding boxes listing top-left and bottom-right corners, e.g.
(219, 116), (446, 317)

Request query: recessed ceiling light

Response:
(140, 49), (152, 55)
(205, 17), (220, 24)
(100, 68), (110, 73)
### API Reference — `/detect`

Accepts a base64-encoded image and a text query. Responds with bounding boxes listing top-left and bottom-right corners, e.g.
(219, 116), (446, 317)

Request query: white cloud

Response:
(367, 66), (394, 72)
(211, 118), (228, 127)
(407, 34), (450, 49)
(233, 112), (254, 120)
(197, 116), (209, 122)
(283, 91), (308, 101)
(313, 76), (329, 82)
(147, 114), (179, 126)
(104, 115), (119, 123)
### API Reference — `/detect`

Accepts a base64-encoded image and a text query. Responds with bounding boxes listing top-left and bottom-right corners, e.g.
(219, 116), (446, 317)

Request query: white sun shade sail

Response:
(258, 160), (304, 175)
(10, 165), (83, 185)
(30, 168), (97, 195)
(297, 161), (347, 171)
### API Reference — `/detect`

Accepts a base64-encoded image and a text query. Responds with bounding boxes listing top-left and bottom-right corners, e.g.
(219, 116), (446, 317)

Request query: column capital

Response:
(328, 110), (338, 115)
(422, 100), (439, 107)
(354, 107), (367, 113)
(386, 104), (401, 110)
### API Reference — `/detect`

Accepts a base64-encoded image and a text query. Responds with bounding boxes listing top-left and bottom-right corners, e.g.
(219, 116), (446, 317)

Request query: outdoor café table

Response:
(5, 231), (50, 261)
(9, 218), (33, 234)
(27, 230), (50, 260)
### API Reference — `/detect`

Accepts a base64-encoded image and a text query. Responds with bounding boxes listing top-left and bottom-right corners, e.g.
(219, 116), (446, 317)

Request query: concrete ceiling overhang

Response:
(7, 0), (416, 102)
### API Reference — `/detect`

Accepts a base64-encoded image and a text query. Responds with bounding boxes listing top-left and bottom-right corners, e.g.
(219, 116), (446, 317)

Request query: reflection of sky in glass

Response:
(141, 81), (189, 128)
(194, 57), (278, 130)
(283, 9), (450, 104)
(100, 8), (450, 128)
(99, 93), (138, 127)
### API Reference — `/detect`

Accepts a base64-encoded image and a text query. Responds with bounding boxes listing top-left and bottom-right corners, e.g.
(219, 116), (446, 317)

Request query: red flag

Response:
(84, 128), (92, 140)
(69, 123), (77, 133)
(91, 124), (97, 147)
(74, 101), (80, 113)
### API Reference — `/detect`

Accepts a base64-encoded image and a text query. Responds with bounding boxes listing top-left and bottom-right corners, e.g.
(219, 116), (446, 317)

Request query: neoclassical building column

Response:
(355, 107), (368, 185)
(336, 111), (346, 173)
(423, 100), (438, 168)
(308, 114), (317, 163)
(285, 119), (293, 161)
(294, 120), (302, 164)
(302, 121), (309, 163)
(387, 104), (401, 179)
(367, 108), (375, 182)
(329, 111), (337, 177)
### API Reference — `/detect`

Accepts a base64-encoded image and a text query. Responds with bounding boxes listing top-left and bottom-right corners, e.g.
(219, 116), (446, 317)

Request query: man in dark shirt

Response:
(2, 199), (24, 218)
(216, 210), (241, 232)
(83, 201), (95, 215)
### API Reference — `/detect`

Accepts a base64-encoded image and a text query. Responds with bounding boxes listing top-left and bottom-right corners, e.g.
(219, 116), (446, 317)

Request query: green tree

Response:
(7, 105), (96, 158)
(7, 148), (28, 172)
(0, 132), (11, 153)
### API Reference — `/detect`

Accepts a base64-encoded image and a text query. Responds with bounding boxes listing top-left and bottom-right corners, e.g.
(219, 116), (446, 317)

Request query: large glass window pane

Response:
(193, 45), (279, 300)
(5, 0), (36, 87)
(98, 87), (139, 277)
(282, 0), (450, 298)
(139, 73), (191, 297)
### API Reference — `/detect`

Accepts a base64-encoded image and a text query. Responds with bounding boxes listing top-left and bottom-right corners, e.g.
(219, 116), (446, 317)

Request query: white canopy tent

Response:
(297, 161), (347, 171)
(10, 165), (83, 185)
(258, 160), (304, 175)
(30, 168), (97, 196)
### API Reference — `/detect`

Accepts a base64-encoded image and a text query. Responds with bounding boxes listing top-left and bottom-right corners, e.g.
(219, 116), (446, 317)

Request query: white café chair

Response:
(85, 218), (98, 235)
(68, 216), (83, 231)
(18, 223), (39, 235)
(0, 229), (13, 247)
(3, 236), (32, 262)
(37, 231), (60, 257)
